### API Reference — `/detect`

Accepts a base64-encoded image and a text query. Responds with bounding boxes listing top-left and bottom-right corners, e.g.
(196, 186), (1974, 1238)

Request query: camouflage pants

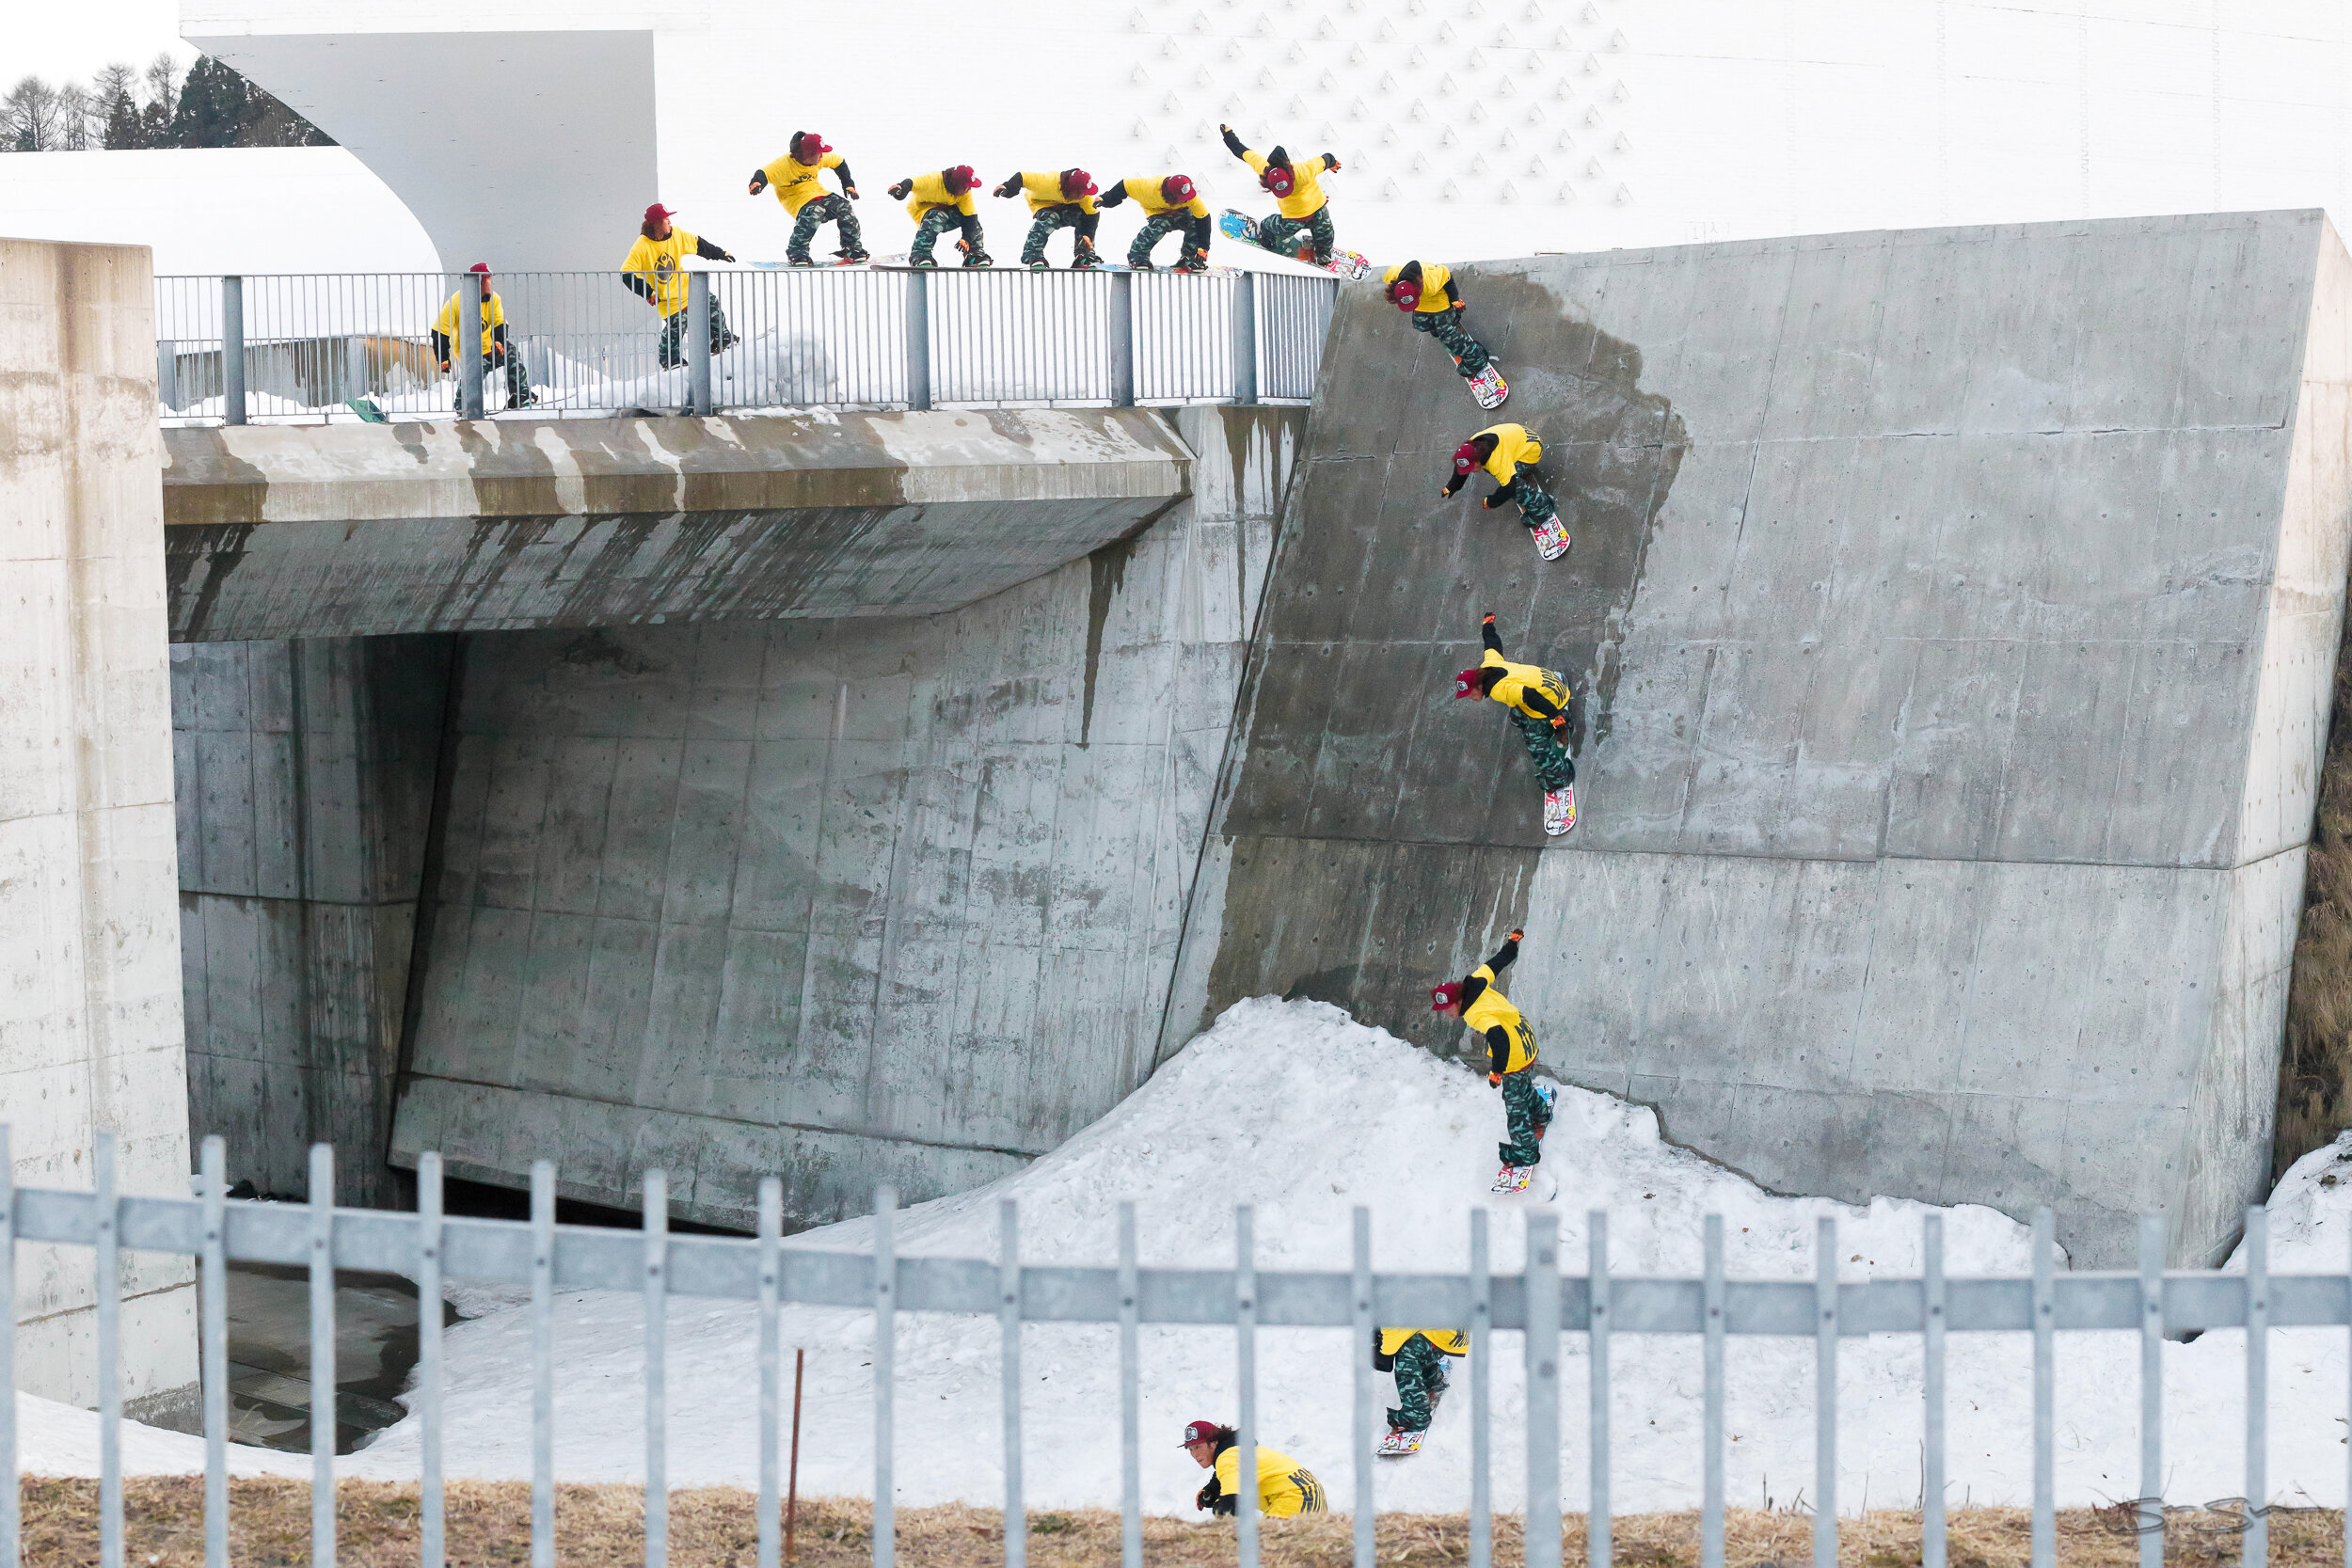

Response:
(787, 193), (863, 263)
(656, 301), (736, 370)
(1021, 204), (1098, 264)
(1411, 304), (1490, 376)
(452, 347), (532, 408)
(1502, 467), (1560, 528)
(912, 207), (983, 263)
(1513, 710), (1575, 791)
(1500, 1066), (1553, 1168)
(1386, 1335), (1454, 1433)
(1258, 205), (1336, 264)
(1129, 212), (1203, 267)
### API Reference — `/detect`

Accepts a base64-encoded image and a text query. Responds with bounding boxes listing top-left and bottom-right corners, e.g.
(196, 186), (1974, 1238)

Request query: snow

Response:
(32, 997), (2352, 1513)
(11, 1393), (309, 1480)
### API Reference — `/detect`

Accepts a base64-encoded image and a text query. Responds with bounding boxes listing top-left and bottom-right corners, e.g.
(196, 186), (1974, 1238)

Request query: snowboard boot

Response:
(836, 247), (871, 263)
(1543, 786), (1576, 836)
(787, 255), (818, 268)
(909, 256), (940, 270)
(1026, 259), (1051, 271)
(961, 249), (994, 268)
(1491, 1165), (1534, 1195)
(505, 389), (540, 411)
(716, 330), (740, 355)
(1172, 249), (1210, 274)
(1072, 240), (1104, 270)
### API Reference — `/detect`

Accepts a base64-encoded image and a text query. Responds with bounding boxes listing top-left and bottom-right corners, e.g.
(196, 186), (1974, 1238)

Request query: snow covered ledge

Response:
(0, 237), (199, 1419)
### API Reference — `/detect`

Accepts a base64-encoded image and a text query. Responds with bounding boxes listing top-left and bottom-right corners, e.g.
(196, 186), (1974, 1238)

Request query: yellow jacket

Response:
(1462, 967), (1535, 1073)
(1214, 1445), (1327, 1517)
(1480, 649), (1569, 722)
(759, 150), (847, 215)
(1012, 171), (1098, 214)
(432, 290), (506, 357)
(622, 230), (701, 317)
(1381, 261), (1456, 314)
(1243, 149), (1333, 220)
(1476, 423), (1541, 482)
(1120, 176), (1209, 219)
(904, 171), (978, 220)
(1379, 1328), (1469, 1356)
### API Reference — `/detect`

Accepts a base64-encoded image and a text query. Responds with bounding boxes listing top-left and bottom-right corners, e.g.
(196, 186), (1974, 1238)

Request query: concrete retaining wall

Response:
(0, 238), (197, 1409)
(384, 407), (1299, 1227)
(1167, 212), (2352, 1268)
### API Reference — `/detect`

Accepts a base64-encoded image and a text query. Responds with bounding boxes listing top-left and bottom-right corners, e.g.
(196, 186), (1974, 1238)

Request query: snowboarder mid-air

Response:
(1219, 123), (1341, 265)
(1431, 929), (1559, 1194)
(993, 168), (1103, 270)
(431, 263), (537, 411)
(887, 166), (991, 269)
(1097, 174), (1213, 271)
(748, 130), (866, 266)
(622, 204), (740, 370)
(1385, 260), (1505, 406)
(1373, 1328), (1467, 1455)
(1444, 422), (1568, 559)
(1181, 1420), (1328, 1516)
(1454, 612), (1577, 836)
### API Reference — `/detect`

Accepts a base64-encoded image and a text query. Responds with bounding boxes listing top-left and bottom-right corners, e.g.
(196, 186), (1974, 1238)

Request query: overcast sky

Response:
(6, 0), (196, 89)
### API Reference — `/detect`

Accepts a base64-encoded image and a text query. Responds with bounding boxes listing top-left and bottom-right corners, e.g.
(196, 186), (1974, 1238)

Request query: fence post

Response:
(688, 270), (714, 417)
(1525, 1212), (1561, 1568)
(1230, 270), (1258, 406)
(905, 270), (932, 411)
(1107, 272), (1135, 408)
(155, 341), (179, 415)
(457, 280), (485, 420)
(220, 276), (246, 426)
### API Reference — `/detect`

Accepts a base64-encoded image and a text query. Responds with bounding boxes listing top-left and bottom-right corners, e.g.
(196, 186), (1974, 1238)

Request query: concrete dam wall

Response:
(1166, 211), (2352, 1268)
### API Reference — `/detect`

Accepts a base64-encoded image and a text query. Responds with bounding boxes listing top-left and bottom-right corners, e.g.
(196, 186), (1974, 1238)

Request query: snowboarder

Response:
(886, 166), (991, 269)
(993, 168), (1103, 270)
(1431, 928), (1559, 1193)
(1443, 422), (1569, 559)
(622, 204), (740, 371)
(1454, 612), (1577, 835)
(1219, 124), (1341, 266)
(1180, 1419), (1327, 1516)
(1374, 1328), (1467, 1455)
(748, 130), (866, 266)
(1384, 261), (1505, 406)
(431, 262), (536, 411)
(1096, 174), (1212, 271)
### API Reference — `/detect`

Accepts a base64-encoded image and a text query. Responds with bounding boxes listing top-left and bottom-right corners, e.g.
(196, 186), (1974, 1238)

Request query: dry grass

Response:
(2277, 647), (2352, 1182)
(13, 1480), (2345, 1568)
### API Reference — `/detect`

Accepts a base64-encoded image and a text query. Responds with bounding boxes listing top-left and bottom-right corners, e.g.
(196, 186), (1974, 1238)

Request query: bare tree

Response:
(139, 53), (179, 147)
(52, 83), (94, 150)
(91, 62), (142, 149)
(3, 76), (61, 151)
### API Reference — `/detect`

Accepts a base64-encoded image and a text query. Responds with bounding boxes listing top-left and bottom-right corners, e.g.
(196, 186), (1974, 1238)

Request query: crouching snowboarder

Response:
(887, 166), (991, 268)
(1374, 1328), (1467, 1455)
(1454, 612), (1577, 835)
(1181, 1419), (1327, 1516)
(1385, 261), (1505, 407)
(1097, 174), (1212, 271)
(1431, 929), (1558, 1194)
(1443, 422), (1567, 560)
(993, 168), (1103, 269)
(1219, 123), (1342, 265)
(749, 130), (866, 266)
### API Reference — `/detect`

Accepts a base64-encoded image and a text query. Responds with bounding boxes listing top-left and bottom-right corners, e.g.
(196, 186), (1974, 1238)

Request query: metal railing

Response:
(7, 1128), (2337, 1568)
(153, 268), (1337, 426)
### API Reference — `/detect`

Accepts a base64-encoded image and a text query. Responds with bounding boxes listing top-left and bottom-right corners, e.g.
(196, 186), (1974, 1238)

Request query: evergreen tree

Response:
(137, 54), (178, 148)
(168, 55), (247, 149)
(92, 63), (144, 150)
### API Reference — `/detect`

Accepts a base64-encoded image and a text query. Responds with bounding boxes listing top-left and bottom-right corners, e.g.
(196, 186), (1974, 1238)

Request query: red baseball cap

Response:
(644, 203), (676, 225)
(946, 165), (978, 194)
(1262, 165), (1295, 197)
(468, 261), (490, 275)
(1063, 167), (1098, 198)
(1387, 278), (1420, 309)
(1180, 1419), (1221, 1446)
(1431, 980), (1464, 1011)
(792, 131), (831, 157)
(1453, 440), (1485, 474)
(1162, 174), (1197, 206)
(1454, 668), (1484, 700)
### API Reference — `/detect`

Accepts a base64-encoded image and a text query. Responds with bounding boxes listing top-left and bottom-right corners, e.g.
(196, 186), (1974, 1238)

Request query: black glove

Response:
(1195, 1481), (1217, 1512)
(844, 186), (859, 199)
(747, 170), (769, 195)
(719, 250), (736, 263)
(993, 174), (1024, 198)
(1213, 1496), (1237, 1518)
(888, 179), (913, 201)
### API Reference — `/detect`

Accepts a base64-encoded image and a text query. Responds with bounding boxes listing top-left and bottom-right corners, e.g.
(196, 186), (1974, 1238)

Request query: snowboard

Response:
(345, 398), (389, 424)
(867, 252), (994, 271)
(1461, 359), (1509, 410)
(1219, 209), (1374, 280)
(748, 256), (867, 269)
(1491, 1164), (1560, 1200)
(1529, 514), (1571, 562)
(1543, 784), (1577, 837)
(1377, 1430), (1423, 1458)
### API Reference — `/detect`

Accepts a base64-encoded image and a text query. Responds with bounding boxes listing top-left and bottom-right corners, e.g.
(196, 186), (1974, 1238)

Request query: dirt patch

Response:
(2277, 647), (2352, 1182)
(17, 1481), (2340, 1568)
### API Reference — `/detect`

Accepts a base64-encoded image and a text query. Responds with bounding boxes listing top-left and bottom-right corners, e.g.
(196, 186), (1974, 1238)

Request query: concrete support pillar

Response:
(173, 636), (454, 1209)
(0, 238), (198, 1413)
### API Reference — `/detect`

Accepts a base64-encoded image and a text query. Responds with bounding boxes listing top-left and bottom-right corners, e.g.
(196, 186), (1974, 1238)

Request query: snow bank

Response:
(12, 1393), (309, 1480)
(36, 998), (2352, 1513)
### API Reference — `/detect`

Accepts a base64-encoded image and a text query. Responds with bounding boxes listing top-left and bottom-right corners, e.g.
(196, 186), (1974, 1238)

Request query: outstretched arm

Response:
(993, 173), (1024, 199)
(834, 158), (858, 197)
(1442, 471), (1469, 499)
(1221, 123), (1249, 160)
(1480, 612), (1502, 654)
(1486, 928), (1523, 974)
(623, 273), (655, 302)
(747, 168), (769, 195)
(692, 235), (736, 262)
(1097, 182), (1129, 209)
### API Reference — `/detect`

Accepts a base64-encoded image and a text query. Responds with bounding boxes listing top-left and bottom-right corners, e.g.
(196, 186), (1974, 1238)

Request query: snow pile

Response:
(30, 998), (2352, 1512)
(12, 1393), (310, 1481)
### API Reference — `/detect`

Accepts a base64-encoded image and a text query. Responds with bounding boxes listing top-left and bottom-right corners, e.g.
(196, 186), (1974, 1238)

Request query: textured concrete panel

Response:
(0, 238), (196, 1403)
(390, 407), (1301, 1229)
(1170, 213), (2352, 1267)
(161, 409), (1191, 640)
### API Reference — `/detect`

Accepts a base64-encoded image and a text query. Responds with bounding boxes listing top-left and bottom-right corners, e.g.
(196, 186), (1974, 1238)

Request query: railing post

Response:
(457, 279), (485, 421)
(1107, 272), (1135, 408)
(155, 341), (179, 415)
(220, 276), (246, 426)
(1525, 1212), (1560, 1568)
(904, 270), (932, 412)
(1230, 270), (1258, 405)
(687, 270), (713, 418)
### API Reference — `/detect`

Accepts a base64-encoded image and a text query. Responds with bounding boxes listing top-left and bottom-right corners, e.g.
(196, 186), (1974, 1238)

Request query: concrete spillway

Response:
(1167, 211), (2352, 1268)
